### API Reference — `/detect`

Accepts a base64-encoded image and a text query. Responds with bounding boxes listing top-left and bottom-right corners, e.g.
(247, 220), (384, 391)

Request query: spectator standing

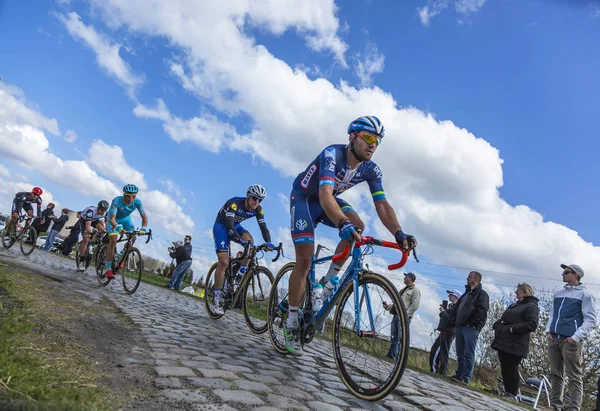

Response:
(32, 203), (56, 234)
(491, 283), (539, 401)
(546, 264), (597, 411)
(385, 272), (421, 359)
(450, 271), (489, 384)
(166, 239), (193, 291)
(43, 208), (69, 251)
(430, 289), (462, 375)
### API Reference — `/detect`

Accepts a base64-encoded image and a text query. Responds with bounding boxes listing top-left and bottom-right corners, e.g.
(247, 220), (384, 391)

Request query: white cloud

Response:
(64, 129), (77, 143)
(354, 42), (385, 87)
(0, 164), (10, 177)
(143, 190), (194, 236)
(159, 179), (186, 204)
(134, 99), (240, 153)
(87, 140), (148, 190)
(417, 0), (486, 26)
(57, 12), (143, 96)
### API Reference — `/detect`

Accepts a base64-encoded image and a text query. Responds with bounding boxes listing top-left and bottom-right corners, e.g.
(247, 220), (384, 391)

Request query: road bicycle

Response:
(204, 241), (282, 334)
(75, 230), (107, 272)
(1, 214), (38, 256)
(95, 229), (152, 295)
(267, 234), (417, 400)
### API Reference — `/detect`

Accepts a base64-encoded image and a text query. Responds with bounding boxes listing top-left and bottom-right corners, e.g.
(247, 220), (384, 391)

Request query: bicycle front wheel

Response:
(20, 226), (37, 256)
(242, 265), (274, 334)
(204, 263), (225, 319)
(95, 245), (111, 287)
(121, 248), (142, 295)
(332, 271), (409, 401)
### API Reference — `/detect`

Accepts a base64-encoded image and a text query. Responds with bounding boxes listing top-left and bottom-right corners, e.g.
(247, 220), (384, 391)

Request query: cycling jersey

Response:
(76, 206), (105, 235)
(107, 196), (145, 236)
(12, 192), (42, 217)
(290, 144), (386, 244)
(80, 206), (105, 223)
(291, 144), (385, 200)
(213, 197), (271, 253)
(108, 196), (145, 219)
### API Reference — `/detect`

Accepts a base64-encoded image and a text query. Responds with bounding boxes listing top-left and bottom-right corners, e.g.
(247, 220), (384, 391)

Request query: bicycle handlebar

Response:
(118, 229), (153, 244)
(236, 241), (284, 262)
(331, 236), (413, 270)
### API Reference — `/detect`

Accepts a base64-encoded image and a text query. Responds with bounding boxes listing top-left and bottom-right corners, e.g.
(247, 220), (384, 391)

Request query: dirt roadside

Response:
(0, 257), (172, 410)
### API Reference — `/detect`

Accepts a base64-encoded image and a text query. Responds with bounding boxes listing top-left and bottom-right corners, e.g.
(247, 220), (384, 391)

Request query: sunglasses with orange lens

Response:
(357, 133), (382, 146)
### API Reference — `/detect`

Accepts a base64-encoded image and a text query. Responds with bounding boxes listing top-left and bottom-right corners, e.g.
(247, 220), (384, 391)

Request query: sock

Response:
(323, 263), (342, 284)
(287, 306), (299, 328)
(214, 289), (222, 302)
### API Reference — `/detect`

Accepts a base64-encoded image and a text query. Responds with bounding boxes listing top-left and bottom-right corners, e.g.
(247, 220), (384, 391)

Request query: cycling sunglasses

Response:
(250, 196), (263, 203)
(124, 193), (137, 198)
(357, 133), (382, 146)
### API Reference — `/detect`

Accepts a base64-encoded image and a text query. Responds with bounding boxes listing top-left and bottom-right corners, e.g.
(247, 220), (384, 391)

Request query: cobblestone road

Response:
(0, 247), (526, 411)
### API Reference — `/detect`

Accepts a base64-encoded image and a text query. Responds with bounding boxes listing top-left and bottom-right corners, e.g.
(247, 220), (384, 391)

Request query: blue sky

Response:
(1, 0), (599, 347)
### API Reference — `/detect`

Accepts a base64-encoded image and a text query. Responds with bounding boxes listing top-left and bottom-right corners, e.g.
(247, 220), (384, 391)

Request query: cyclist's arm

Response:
(140, 212), (148, 228)
(318, 185), (347, 228)
(36, 198), (42, 218)
(85, 220), (93, 234)
(255, 207), (271, 243)
(374, 200), (402, 235)
(223, 201), (241, 239)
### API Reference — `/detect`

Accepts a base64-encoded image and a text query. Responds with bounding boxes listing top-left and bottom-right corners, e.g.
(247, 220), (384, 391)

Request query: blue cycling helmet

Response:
(347, 116), (385, 138)
(123, 184), (139, 194)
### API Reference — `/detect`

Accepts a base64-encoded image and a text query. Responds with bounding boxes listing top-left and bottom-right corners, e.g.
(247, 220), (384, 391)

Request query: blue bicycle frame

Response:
(306, 244), (376, 336)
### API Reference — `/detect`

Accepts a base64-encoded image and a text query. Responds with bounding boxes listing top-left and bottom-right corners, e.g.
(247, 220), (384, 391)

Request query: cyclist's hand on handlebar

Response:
(266, 242), (275, 251)
(395, 229), (417, 251)
(338, 220), (361, 243)
(137, 227), (149, 235)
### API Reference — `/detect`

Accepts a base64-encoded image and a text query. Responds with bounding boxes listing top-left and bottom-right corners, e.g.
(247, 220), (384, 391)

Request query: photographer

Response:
(430, 289), (461, 375)
(165, 239), (193, 291)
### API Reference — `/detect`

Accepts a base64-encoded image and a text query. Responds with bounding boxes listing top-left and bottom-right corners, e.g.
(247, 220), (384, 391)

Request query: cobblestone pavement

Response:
(0, 247), (527, 411)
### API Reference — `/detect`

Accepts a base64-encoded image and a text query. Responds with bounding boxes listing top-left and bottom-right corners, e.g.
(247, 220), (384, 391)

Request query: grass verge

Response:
(0, 264), (112, 410)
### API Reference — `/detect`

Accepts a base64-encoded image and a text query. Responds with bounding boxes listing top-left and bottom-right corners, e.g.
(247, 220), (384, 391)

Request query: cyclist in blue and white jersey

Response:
(76, 200), (109, 263)
(284, 116), (417, 356)
(104, 184), (149, 279)
(212, 184), (274, 315)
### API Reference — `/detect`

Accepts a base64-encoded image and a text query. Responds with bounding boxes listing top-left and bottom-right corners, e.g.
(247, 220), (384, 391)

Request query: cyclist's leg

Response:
(319, 199), (365, 283)
(239, 227), (254, 267)
(6, 199), (22, 233)
(213, 222), (231, 290)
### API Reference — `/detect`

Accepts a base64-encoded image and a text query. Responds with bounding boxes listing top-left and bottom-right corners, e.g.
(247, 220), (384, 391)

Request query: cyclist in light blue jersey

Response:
(284, 116), (417, 356)
(104, 184), (149, 279)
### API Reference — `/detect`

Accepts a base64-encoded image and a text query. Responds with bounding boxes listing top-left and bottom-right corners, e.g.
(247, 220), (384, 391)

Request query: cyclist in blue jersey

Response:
(212, 184), (274, 315)
(103, 184), (149, 279)
(284, 116), (417, 356)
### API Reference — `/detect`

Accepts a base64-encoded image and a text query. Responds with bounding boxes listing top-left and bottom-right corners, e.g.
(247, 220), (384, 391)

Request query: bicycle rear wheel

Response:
(242, 265), (274, 334)
(204, 263), (226, 319)
(95, 245), (111, 287)
(267, 262), (310, 354)
(2, 226), (16, 249)
(121, 248), (142, 295)
(20, 226), (37, 256)
(332, 271), (409, 401)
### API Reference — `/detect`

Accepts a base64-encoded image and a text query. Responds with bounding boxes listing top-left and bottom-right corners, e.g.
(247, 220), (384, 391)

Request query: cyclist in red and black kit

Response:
(5, 187), (43, 237)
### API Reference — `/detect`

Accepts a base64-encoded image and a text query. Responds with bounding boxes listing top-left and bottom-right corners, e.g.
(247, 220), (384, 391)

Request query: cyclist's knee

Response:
(217, 252), (229, 266)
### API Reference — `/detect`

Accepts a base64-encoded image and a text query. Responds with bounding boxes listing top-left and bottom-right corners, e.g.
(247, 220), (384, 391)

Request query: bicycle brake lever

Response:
(412, 248), (419, 263)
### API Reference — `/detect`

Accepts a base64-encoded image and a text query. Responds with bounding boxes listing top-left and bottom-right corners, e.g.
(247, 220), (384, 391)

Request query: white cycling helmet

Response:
(247, 184), (267, 200)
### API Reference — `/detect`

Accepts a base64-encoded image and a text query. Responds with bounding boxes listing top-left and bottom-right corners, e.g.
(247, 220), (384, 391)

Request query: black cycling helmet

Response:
(98, 200), (109, 209)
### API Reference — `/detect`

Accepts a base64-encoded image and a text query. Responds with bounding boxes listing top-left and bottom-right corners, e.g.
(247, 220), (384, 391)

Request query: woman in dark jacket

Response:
(491, 282), (539, 400)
